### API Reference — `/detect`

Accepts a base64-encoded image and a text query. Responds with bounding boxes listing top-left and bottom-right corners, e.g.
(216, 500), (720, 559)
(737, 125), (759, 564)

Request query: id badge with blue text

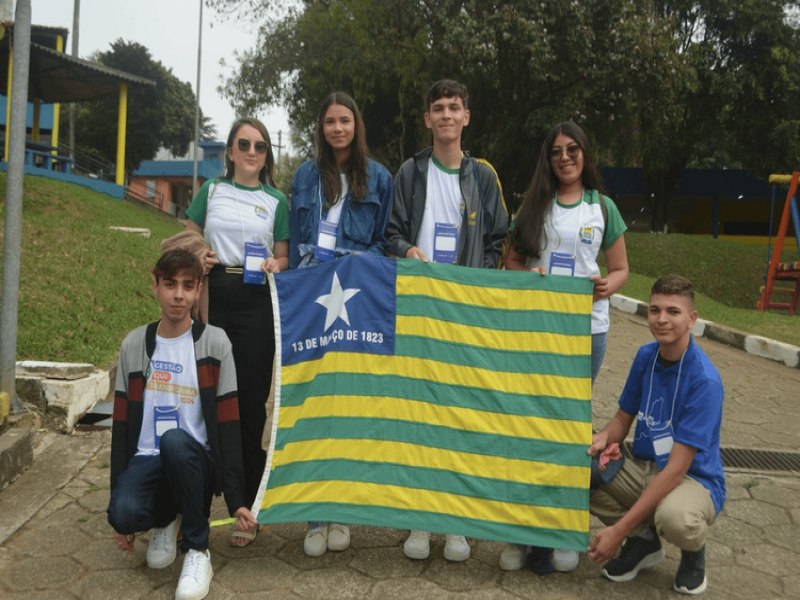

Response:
(154, 406), (180, 449)
(314, 220), (338, 262)
(433, 222), (458, 264)
(548, 251), (575, 276)
(652, 426), (674, 469)
(243, 242), (267, 285)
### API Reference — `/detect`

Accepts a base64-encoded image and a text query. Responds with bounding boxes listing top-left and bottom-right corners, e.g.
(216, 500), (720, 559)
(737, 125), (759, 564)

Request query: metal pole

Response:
(0, 0), (33, 414)
(68, 0), (80, 161)
(191, 0), (203, 194)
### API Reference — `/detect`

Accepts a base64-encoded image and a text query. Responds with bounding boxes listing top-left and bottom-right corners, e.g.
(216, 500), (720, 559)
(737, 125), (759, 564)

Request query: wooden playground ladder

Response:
(758, 171), (800, 315)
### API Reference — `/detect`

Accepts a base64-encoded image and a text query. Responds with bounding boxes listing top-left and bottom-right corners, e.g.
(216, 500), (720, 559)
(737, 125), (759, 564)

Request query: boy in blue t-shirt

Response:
(587, 274), (725, 595)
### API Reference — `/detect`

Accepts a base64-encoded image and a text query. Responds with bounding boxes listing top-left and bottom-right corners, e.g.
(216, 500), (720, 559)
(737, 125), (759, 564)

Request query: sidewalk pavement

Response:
(0, 309), (798, 599)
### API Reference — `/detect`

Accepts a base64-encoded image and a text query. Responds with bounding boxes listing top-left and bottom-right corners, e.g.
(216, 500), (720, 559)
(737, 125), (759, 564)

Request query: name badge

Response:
(243, 242), (267, 285)
(652, 427), (674, 469)
(154, 406), (180, 449)
(314, 220), (338, 262)
(548, 251), (575, 276)
(433, 222), (458, 264)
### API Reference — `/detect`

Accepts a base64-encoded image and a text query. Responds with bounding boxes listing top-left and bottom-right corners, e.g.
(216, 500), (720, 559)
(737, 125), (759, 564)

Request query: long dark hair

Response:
(315, 92), (368, 207)
(224, 117), (276, 186)
(511, 121), (605, 259)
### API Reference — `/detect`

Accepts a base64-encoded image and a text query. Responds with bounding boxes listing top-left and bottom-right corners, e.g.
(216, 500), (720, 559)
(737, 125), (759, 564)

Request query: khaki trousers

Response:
(590, 457), (716, 552)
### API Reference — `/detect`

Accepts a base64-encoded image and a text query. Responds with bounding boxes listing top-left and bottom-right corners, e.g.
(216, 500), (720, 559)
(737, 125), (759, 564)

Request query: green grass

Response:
(614, 233), (800, 346)
(1, 175), (799, 367)
(621, 272), (800, 347)
(0, 174), (182, 367)
(622, 232), (797, 310)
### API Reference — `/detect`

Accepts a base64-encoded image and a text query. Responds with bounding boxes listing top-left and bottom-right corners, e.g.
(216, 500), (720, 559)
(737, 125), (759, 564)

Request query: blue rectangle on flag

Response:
(273, 254), (397, 367)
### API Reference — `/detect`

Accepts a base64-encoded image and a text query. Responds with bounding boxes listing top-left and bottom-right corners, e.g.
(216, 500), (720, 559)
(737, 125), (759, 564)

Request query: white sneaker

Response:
(146, 515), (181, 569)
(175, 548), (212, 600)
(327, 523), (350, 551)
(444, 535), (470, 562)
(403, 530), (431, 560)
(499, 543), (529, 571)
(304, 524), (328, 557)
(552, 548), (579, 572)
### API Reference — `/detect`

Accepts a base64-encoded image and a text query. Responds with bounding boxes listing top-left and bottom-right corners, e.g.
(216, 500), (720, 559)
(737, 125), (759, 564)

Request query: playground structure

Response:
(757, 172), (800, 315)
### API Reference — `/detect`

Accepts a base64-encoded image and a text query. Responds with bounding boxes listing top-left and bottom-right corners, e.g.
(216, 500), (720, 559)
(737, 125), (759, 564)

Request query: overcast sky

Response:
(32, 0), (292, 152)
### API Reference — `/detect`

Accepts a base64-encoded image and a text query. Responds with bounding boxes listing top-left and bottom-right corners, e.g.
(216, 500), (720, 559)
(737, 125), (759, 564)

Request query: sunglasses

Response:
(550, 143), (581, 161)
(237, 138), (269, 154)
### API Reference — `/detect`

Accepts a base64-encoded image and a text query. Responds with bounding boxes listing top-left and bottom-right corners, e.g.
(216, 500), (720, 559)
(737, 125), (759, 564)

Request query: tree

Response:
(200, 114), (218, 141)
(210, 0), (800, 221)
(75, 40), (204, 170)
(629, 0), (800, 231)
(214, 0), (433, 167)
(214, 1), (678, 193)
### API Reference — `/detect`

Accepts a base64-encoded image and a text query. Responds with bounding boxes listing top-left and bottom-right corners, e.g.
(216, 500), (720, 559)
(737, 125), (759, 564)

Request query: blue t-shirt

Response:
(619, 337), (726, 514)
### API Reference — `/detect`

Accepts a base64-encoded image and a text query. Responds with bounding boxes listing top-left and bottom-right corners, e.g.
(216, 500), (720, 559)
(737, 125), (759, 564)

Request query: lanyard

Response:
(570, 199), (584, 258)
(218, 181), (269, 249)
(643, 348), (686, 430)
(317, 176), (325, 222)
(551, 191), (585, 258)
(318, 175), (346, 223)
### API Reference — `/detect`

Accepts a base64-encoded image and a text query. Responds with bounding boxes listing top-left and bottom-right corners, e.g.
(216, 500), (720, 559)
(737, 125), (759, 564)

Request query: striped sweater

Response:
(110, 320), (246, 514)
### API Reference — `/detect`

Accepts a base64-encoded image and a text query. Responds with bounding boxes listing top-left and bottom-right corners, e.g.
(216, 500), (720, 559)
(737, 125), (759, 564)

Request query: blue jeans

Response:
(107, 429), (214, 552)
(591, 332), (608, 384)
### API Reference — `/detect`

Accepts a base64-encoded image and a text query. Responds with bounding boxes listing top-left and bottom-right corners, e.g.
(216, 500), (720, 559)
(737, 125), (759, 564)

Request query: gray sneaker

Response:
(304, 524), (328, 557)
(444, 535), (470, 562)
(499, 543), (529, 571)
(146, 515), (181, 569)
(327, 523), (350, 551)
(551, 548), (579, 572)
(403, 530), (431, 560)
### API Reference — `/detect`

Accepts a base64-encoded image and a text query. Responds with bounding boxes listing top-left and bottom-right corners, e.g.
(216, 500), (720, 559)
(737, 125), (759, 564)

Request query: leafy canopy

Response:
(210, 0), (800, 225)
(76, 39), (214, 171)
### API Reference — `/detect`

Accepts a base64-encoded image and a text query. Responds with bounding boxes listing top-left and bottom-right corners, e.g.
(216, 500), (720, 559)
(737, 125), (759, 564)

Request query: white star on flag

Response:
(315, 272), (361, 331)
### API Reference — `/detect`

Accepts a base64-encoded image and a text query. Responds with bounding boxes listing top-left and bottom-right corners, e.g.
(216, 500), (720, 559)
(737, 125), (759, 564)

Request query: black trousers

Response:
(208, 267), (274, 508)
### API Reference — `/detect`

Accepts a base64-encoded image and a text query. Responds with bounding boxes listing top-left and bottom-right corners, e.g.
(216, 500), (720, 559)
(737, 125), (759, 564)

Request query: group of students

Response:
(106, 79), (725, 600)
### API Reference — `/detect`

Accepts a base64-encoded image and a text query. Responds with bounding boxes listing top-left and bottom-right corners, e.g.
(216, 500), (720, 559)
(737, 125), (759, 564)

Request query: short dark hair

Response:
(651, 274), (695, 303)
(153, 249), (203, 283)
(426, 79), (468, 109)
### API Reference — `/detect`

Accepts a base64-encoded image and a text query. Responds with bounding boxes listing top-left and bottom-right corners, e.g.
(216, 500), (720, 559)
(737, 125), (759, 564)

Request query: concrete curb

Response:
(0, 413), (35, 492)
(611, 294), (800, 369)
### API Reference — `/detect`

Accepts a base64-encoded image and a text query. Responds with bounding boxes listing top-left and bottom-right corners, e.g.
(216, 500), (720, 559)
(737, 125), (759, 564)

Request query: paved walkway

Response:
(1, 310), (798, 599)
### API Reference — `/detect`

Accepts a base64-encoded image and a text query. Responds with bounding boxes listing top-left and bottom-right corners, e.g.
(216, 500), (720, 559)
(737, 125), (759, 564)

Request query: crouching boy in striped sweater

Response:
(107, 249), (256, 600)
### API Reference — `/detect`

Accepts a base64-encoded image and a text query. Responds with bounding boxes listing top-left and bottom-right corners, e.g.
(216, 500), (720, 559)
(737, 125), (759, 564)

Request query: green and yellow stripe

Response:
(258, 259), (594, 550)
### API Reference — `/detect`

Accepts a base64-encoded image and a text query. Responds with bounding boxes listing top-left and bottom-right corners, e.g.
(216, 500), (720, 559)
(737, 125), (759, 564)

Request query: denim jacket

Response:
(289, 159), (393, 269)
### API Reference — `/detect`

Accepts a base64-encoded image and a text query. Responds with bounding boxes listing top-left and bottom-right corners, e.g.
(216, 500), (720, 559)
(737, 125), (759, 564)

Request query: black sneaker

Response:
(674, 546), (707, 595)
(601, 531), (665, 582)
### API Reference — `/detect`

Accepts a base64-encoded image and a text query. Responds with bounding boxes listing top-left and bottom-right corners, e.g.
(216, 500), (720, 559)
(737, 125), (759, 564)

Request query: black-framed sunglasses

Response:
(237, 138), (269, 154)
(550, 143), (581, 161)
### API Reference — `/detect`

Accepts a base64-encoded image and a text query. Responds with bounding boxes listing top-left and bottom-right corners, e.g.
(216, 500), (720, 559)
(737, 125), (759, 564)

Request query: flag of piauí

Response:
(256, 254), (593, 550)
